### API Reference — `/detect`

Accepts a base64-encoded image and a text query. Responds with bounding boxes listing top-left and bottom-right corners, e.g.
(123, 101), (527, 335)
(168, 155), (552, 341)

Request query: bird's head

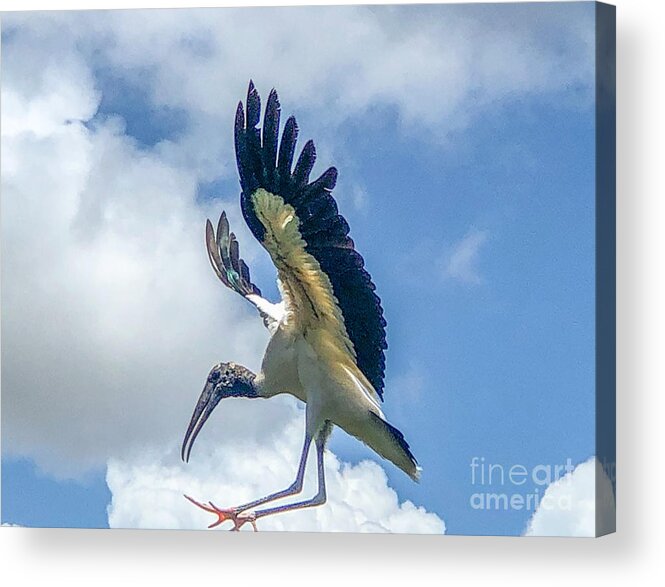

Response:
(181, 362), (257, 462)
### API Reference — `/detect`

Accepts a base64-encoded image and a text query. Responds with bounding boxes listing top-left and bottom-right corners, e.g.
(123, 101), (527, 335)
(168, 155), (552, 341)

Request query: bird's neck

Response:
(250, 372), (275, 399)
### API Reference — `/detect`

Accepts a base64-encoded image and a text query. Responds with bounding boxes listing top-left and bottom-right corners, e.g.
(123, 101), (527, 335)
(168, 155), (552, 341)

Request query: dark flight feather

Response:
(206, 213), (261, 298)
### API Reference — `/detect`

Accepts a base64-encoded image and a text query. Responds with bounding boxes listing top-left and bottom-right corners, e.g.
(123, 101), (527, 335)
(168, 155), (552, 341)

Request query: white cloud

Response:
(107, 411), (444, 533)
(441, 228), (489, 285)
(524, 457), (616, 537)
(1, 32), (270, 477)
(2, 5), (594, 180)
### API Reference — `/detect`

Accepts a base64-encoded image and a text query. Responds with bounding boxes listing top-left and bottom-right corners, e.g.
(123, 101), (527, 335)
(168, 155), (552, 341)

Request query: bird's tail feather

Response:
(361, 412), (421, 482)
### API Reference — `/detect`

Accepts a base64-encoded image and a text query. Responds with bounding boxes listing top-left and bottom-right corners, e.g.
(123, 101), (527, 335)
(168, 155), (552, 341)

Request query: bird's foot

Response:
(184, 495), (258, 531)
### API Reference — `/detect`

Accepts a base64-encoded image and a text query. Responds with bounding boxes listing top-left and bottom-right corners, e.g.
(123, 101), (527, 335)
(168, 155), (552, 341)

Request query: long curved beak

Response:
(181, 380), (223, 463)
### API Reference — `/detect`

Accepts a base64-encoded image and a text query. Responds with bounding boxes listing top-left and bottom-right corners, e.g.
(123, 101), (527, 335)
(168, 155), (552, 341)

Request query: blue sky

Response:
(320, 95), (596, 535)
(1, 3), (599, 535)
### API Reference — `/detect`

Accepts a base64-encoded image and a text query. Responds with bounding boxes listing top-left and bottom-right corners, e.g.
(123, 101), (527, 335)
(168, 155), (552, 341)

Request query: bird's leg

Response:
(233, 432), (313, 513)
(250, 430), (328, 523)
(184, 432), (313, 531)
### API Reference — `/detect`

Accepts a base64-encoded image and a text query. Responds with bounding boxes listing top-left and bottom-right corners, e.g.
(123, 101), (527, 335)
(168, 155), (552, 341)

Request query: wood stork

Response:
(181, 81), (419, 531)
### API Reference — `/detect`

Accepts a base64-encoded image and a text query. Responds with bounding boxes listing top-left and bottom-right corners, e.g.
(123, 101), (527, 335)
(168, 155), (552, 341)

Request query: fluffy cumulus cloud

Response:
(2, 5), (594, 530)
(107, 410), (444, 533)
(524, 457), (616, 537)
(2, 4), (595, 183)
(2, 71), (269, 476)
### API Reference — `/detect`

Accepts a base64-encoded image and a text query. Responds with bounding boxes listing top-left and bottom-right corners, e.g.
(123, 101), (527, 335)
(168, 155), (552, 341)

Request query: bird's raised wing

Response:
(234, 81), (388, 399)
(206, 211), (284, 332)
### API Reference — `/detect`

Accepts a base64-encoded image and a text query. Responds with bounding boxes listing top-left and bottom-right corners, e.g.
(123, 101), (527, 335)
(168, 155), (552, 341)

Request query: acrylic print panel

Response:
(0, 2), (615, 536)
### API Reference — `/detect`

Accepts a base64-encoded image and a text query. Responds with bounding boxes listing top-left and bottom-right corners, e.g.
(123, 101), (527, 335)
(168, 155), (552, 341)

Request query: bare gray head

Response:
(181, 362), (258, 462)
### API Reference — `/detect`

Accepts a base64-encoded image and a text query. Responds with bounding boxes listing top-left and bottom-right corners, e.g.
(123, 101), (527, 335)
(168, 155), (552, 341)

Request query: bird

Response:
(181, 81), (420, 531)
